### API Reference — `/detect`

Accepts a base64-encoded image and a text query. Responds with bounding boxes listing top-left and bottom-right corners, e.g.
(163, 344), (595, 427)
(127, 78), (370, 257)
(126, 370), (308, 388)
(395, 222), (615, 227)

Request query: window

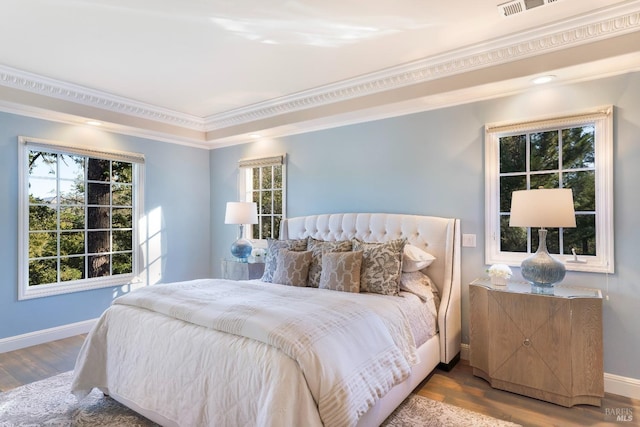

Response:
(18, 137), (144, 299)
(239, 155), (286, 240)
(485, 106), (613, 273)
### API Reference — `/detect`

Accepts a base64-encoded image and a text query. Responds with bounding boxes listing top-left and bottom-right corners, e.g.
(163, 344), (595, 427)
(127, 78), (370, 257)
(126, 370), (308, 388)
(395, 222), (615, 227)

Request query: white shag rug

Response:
(0, 371), (520, 426)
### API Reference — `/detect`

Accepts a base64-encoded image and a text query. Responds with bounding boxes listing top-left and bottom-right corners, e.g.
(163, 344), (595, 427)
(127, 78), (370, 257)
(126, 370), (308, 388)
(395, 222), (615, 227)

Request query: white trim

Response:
(0, 319), (96, 354)
(604, 372), (640, 401)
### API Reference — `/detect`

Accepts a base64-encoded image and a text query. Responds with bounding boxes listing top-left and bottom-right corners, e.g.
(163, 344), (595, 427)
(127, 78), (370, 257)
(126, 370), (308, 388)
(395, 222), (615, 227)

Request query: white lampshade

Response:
(509, 188), (576, 228)
(224, 202), (258, 225)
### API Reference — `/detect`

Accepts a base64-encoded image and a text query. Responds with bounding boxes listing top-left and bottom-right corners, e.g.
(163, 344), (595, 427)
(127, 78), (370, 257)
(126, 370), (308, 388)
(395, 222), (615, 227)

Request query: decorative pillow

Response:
(307, 237), (353, 287)
(319, 251), (363, 293)
(261, 239), (308, 282)
(400, 271), (440, 309)
(352, 238), (406, 296)
(402, 244), (436, 272)
(272, 250), (313, 287)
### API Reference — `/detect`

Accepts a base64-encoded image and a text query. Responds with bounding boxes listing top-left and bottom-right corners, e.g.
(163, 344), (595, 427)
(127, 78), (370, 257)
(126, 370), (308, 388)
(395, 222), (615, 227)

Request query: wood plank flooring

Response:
(1, 335), (638, 426)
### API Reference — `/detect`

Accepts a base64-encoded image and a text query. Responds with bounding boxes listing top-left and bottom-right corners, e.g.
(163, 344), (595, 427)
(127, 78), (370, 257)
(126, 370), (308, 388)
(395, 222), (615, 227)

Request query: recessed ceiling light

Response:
(86, 120), (102, 126)
(531, 75), (556, 85)
(249, 134), (261, 139)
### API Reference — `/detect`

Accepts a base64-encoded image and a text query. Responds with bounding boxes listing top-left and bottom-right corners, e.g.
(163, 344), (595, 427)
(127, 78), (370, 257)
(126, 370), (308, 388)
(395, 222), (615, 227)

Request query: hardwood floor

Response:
(1, 336), (638, 426)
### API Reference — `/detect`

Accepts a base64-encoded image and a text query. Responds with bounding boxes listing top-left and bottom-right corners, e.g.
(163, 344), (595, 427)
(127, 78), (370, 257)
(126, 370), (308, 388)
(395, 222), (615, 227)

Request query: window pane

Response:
(60, 206), (84, 230)
(61, 256), (85, 281)
(500, 216), (526, 252)
(88, 231), (110, 253)
(261, 219), (272, 239)
(564, 170), (595, 211)
(88, 255), (110, 278)
(29, 205), (57, 231)
(29, 151), (57, 177)
(563, 126), (595, 169)
(273, 190), (282, 214)
(500, 175), (526, 212)
(87, 159), (110, 181)
(88, 207), (110, 229)
(499, 135), (526, 173)
(273, 216), (282, 239)
(564, 214), (596, 256)
(112, 208), (132, 228)
(60, 231), (84, 256)
(252, 223), (260, 240)
(29, 258), (57, 286)
(112, 183), (132, 206)
(87, 182), (110, 205)
(59, 179), (84, 205)
(261, 166), (273, 189)
(113, 253), (133, 275)
(29, 177), (56, 203)
(59, 154), (84, 180)
(530, 131), (559, 171)
(29, 231), (57, 258)
(530, 173), (559, 190)
(273, 165), (283, 188)
(112, 162), (132, 183)
(261, 191), (273, 214)
(113, 230), (133, 251)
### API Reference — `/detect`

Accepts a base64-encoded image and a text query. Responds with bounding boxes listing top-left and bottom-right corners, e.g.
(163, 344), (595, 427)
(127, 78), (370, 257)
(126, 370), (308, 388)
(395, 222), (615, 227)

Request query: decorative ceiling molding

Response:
(0, 65), (206, 131)
(203, 3), (640, 131)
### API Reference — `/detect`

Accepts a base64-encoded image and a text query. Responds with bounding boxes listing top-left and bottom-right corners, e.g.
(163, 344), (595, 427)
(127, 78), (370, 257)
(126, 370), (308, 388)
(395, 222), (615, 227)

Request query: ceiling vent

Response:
(498, 0), (561, 17)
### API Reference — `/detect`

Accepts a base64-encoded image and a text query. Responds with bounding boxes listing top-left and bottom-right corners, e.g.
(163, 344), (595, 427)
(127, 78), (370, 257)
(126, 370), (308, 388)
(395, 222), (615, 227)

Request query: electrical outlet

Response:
(462, 234), (477, 247)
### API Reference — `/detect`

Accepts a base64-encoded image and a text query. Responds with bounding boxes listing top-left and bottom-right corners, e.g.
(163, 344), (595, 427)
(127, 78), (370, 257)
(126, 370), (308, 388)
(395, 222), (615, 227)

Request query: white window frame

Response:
(484, 106), (614, 273)
(238, 154), (286, 242)
(18, 136), (145, 300)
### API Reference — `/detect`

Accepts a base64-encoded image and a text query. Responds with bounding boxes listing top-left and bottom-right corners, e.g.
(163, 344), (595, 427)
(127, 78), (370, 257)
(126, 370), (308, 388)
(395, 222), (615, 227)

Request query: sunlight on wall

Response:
(139, 206), (166, 286)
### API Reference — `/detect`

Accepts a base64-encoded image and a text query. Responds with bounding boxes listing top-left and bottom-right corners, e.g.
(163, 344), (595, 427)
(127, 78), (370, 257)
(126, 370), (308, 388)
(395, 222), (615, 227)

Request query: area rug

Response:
(0, 371), (520, 426)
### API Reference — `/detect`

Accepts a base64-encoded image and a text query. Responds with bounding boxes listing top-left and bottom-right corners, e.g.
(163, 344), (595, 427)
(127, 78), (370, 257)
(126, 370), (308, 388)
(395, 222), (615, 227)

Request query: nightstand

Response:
(221, 259), (265, 280)
(469, 277), (604, 407)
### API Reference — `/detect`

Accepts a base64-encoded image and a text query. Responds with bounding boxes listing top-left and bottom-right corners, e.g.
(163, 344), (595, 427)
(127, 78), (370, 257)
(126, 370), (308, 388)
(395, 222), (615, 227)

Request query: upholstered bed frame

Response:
(280, 212), (461, 426)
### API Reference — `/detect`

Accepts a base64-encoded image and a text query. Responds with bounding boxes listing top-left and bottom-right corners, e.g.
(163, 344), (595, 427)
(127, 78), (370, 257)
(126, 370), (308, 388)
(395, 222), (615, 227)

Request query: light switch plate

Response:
(462, 234), (477, 247)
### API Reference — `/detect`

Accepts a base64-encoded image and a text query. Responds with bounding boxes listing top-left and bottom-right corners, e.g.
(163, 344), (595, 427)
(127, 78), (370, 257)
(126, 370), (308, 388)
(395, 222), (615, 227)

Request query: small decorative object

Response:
(225, 202), (259, 262)
(509, 188), (576, 294)
(487, 264), (512, 286)
(251, 247), (266, 263)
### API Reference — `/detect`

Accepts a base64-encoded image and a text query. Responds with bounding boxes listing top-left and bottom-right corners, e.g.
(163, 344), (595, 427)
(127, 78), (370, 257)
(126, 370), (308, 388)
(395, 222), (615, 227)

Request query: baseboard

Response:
(604, 372), (640, 400)
(462, 343), (640, 400)
(0, 318), (97, 354)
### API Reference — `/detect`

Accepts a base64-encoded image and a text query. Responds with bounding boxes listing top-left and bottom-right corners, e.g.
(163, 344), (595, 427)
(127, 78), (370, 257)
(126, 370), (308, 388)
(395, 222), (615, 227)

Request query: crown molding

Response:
(0, 65), (206, 131)
(203, 1), (640, 131)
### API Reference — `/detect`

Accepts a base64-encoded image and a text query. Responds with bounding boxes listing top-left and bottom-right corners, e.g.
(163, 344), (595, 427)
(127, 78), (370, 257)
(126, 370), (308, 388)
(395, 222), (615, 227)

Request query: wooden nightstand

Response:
(469, 278), (604, 407)
(221, 259), (265, 280)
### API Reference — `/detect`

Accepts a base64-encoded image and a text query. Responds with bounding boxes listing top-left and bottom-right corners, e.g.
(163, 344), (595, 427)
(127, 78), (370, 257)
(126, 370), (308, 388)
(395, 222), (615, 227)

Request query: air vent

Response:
(498, 0), (562, 17)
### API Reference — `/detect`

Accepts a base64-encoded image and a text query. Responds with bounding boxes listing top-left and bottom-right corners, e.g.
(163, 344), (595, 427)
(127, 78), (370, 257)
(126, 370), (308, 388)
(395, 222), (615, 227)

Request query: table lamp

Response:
(225, 201), (258, 262)
(509, 188), (576, 293)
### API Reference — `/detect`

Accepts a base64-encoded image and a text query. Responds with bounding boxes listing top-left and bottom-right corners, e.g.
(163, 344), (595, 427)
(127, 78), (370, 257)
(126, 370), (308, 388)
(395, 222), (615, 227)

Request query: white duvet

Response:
(72, 279), (427, 427)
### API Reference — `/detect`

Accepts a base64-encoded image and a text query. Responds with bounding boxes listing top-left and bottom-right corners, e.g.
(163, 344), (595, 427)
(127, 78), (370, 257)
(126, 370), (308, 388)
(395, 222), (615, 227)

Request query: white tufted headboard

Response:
(280, 212), (461, 365)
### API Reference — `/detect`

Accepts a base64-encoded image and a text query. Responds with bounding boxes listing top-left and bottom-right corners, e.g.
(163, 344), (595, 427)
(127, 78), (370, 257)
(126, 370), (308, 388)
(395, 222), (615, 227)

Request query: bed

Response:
(72, 212), (461, 426)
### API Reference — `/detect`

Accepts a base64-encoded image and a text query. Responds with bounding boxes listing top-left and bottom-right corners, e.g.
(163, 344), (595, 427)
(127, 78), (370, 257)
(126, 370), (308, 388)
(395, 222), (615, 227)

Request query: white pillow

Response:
(402, 244), (436, 272)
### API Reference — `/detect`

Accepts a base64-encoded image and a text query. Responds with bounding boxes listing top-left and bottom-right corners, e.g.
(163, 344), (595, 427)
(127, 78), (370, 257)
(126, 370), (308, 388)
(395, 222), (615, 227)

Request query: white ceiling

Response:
(1, 0), (639, 147)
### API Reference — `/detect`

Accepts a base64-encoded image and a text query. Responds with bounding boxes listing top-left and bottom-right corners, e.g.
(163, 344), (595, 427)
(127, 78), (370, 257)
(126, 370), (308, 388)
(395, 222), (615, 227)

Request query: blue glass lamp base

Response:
(230, 238), (253, 263)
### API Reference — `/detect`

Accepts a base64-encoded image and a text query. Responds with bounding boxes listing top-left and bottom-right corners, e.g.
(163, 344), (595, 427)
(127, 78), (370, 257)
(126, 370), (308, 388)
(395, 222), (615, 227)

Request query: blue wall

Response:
(210, 72), (640, 380)
(0, 113), (211, 339)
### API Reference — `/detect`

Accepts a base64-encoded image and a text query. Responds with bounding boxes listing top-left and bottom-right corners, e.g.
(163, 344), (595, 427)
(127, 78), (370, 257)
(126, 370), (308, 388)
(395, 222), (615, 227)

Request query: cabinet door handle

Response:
(523, 338), (531, 347)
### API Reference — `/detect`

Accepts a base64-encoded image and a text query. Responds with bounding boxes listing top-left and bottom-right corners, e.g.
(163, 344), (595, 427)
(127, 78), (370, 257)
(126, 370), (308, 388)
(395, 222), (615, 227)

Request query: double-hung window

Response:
(18, 137), (144, 299)
(238, 155), (286, 241)
(484, 106), (614, 273)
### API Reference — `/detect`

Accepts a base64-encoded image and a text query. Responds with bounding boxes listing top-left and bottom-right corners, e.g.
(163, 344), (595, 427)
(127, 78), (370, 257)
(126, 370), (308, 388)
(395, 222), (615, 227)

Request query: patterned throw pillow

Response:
(307, 237), (353, 287)
(400, 271), (441, 310)
(352, 238), (406, 296)
(319, 251), (363, 293)
(261, 239), (308, 282)
(272, 250), (313, 287)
